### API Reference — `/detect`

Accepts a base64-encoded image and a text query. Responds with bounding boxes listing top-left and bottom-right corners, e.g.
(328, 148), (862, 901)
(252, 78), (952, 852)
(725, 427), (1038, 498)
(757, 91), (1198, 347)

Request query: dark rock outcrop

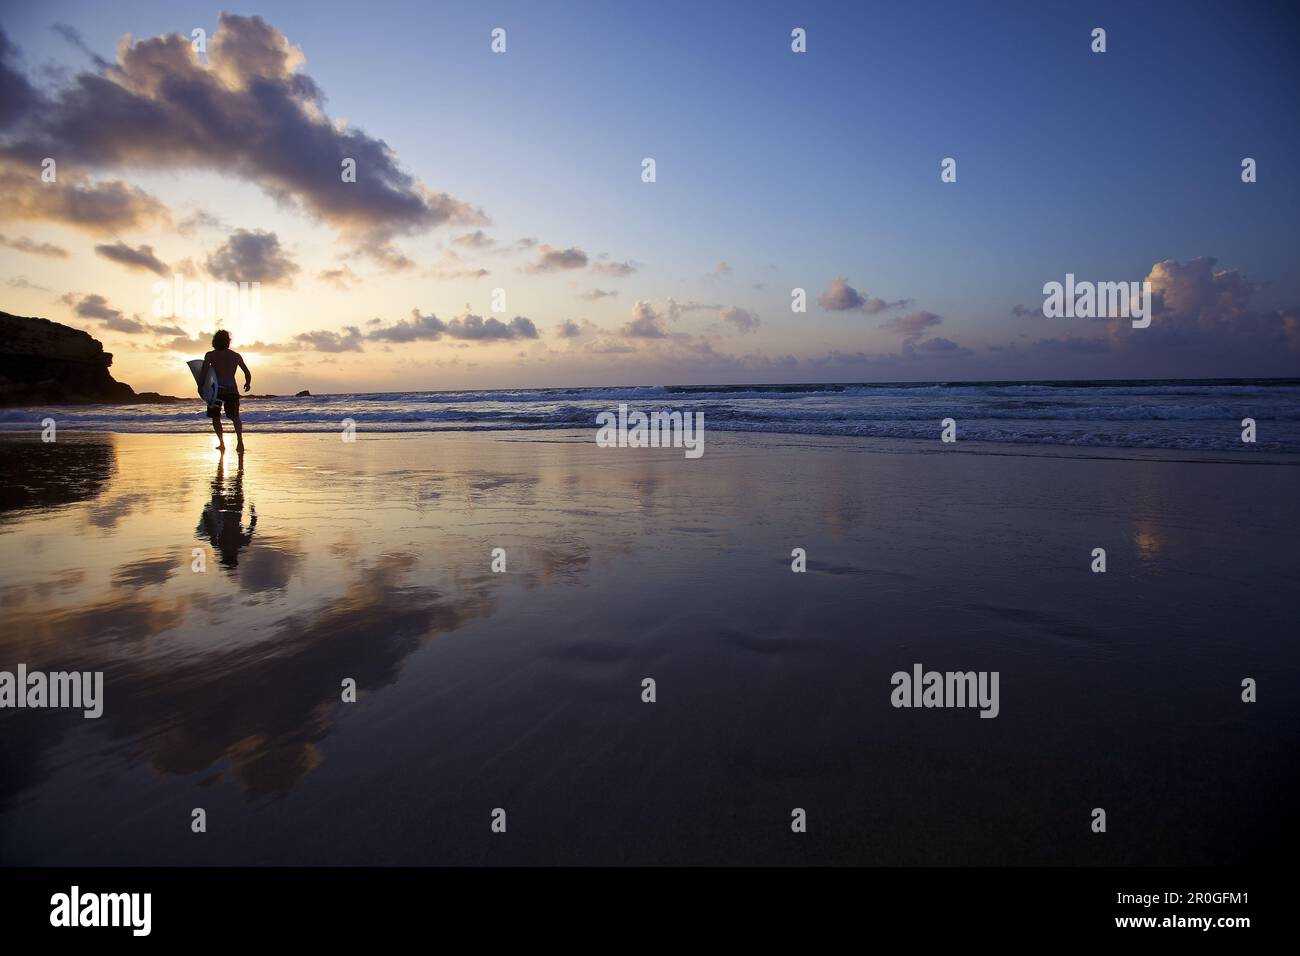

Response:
(135, 391), (185, 403)
(295, 389), (311, 397)
(0, 311), (180, 406)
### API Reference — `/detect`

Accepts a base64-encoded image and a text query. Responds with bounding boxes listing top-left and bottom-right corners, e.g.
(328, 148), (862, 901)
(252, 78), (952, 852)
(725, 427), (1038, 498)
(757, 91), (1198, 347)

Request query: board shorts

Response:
(208, 385), (241, 419)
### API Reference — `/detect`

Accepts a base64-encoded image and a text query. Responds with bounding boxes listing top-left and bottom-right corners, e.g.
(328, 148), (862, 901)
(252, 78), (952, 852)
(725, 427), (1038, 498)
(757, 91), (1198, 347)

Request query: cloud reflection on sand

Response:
(1, 430), (1295, 865)
(0, 433), (604, 805)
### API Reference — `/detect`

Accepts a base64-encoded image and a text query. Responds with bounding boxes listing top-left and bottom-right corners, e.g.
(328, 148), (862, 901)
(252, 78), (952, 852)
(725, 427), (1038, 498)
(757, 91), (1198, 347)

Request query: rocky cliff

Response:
(0, 311), (142, 405)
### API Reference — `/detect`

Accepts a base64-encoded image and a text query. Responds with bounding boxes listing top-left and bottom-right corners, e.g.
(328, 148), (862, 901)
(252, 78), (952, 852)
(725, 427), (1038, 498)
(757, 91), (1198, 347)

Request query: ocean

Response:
(5, 378), (1300, 453)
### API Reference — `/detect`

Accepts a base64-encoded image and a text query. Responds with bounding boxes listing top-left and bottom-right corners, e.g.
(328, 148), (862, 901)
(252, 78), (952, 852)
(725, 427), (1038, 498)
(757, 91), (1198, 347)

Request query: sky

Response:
(1, 0), (1298, 396)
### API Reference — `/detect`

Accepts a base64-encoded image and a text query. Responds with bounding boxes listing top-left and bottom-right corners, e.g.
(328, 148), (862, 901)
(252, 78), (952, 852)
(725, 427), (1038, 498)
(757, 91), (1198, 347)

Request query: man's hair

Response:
(212, 329), (231, 350)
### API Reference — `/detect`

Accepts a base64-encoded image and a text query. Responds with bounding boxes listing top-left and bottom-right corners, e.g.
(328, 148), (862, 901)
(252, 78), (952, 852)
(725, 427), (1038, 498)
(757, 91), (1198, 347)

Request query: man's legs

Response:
(230, 412), (244, 452)
(210, 410), (225, 449)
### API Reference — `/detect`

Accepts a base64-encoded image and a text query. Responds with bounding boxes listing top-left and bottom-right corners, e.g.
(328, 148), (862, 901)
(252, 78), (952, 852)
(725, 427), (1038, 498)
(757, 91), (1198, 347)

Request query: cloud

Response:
(915, 335), (967, 353)
(98, 312), (150, 335)
(590, 259), (637, 277)
(883, 309), (943, 342)
(1116, 256), (1300, 357)
(94, 240), (167, 275)
(446, 312), (539, 341)
(0, 157), (169, 234)
(1015, 335), (1111, 356)
(714, 261), (732, 276)
(622, 301), (668, 338)
(0, 16), (485, 245)
(664, 298), (715, 321)
(61, 292), (150, 334)
(1011, 303), (1038, 317)
(1, 28), (166, 234)
(293, 327), (363, 352)
(807, 349), (894, 369)
(585, 340), (637, 355)
(0, 233), (68, 258)
(818, 277), (867, 311)
(527, 244), (588, 273)
(177, 209), (225, 236)
(451, 230), (494, 249)
(7, 276), (52, 291)
(317, 265), (358, 289)
(368, 310), (448, 343)
(241, 326), (364, 354)
(0, 30), (39, 129)
(817, 277), (911, 314)
(50, 24), (109, 70)
(1016, 257), (1300, 375)
(578, 289), (618, 301)
(62, 291), (191, 337)
(429, 267), (490, 280)
(368, 308), (539, 343)
(807, 337), (974, 369)
(156, 331), (213, 352)
(661, 298), (759, 333)
(206, 229), (299, 285)
(62, 291), (120, 321)
(367, 242), (416, 272)
(1144, 256), (1254, 324)
(720, 305), (760, 333)
(556, 319), (582, 338)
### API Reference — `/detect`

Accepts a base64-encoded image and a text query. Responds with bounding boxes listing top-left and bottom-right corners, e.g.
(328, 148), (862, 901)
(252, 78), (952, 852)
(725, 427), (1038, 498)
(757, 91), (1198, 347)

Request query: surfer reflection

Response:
(197, 454), (256, 568)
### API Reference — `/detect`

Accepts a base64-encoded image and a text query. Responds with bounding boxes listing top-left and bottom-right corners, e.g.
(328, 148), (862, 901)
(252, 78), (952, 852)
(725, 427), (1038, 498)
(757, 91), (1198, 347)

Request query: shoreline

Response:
(4, 374), (1297, 406)
(2, 427), (1297, 468)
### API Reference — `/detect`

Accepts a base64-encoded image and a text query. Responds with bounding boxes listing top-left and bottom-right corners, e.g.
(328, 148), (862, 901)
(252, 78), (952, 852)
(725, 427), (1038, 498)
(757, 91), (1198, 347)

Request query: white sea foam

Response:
(4, 380), (1299, 452)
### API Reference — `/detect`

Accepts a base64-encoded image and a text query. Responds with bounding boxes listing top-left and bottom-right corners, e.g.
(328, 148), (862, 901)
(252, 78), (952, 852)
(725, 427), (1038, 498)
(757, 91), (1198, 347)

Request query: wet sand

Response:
(0, 430), (1297, 864)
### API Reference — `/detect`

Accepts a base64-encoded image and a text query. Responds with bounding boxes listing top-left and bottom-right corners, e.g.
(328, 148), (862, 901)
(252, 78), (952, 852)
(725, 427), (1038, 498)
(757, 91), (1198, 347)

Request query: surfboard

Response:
(187, 358), (218, 406)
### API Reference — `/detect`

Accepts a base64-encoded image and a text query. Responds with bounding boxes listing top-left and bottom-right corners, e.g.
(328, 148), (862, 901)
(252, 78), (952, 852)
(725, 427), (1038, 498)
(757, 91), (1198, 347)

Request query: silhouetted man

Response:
(198, 330), (251, 453)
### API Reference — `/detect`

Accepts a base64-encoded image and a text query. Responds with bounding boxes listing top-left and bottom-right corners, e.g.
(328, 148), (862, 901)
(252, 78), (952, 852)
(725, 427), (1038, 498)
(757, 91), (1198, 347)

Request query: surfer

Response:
(198, 330), (252, 452)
